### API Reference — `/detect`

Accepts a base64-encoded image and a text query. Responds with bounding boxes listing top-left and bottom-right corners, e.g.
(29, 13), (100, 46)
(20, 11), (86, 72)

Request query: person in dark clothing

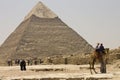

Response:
(99, 43), (105, 53)
(20, 59), (26, 71)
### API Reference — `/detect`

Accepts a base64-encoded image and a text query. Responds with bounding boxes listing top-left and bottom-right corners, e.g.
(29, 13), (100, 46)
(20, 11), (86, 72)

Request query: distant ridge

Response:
(0, 2), (93, 65)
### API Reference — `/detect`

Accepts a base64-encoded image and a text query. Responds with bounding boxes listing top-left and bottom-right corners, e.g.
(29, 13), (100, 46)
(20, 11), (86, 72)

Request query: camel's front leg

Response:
(92, 58), (98, 74)
(89, 62), (93, 74)
(89, 58), (97, 74)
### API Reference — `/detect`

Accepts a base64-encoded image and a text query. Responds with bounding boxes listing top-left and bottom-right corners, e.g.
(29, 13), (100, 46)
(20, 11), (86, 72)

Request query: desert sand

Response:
(0, 64), (119, 80)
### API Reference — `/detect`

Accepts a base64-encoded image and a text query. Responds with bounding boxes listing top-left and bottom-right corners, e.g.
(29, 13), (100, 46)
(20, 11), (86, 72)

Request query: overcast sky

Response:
(0, 0), (120, 49)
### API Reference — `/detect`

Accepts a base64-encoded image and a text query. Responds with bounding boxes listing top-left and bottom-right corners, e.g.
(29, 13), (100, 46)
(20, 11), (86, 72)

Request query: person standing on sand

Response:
(20, 59), (26, 71)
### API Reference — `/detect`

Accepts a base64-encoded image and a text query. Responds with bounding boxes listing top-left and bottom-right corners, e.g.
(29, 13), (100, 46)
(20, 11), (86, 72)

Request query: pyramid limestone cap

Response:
(24, 2), (57, 20)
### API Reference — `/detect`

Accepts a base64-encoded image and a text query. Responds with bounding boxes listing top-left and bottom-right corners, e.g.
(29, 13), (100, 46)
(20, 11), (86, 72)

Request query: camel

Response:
(89, 48), (109, 74)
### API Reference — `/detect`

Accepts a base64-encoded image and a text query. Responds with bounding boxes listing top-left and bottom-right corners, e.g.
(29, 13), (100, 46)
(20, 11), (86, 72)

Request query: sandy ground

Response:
(0, 64), (119, 80)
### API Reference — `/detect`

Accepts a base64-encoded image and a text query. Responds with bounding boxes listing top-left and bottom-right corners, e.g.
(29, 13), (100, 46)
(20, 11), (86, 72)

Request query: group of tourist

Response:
(7, 59), (43, 71)
(7, 59), (26, 71)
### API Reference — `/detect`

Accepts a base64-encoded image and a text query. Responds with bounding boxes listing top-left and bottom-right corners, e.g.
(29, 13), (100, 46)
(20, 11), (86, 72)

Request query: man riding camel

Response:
(95, 43), (105, 54)
(99, 43), (105, 53)
(90, 43), (107, 74)
(95, 43), (100, 52)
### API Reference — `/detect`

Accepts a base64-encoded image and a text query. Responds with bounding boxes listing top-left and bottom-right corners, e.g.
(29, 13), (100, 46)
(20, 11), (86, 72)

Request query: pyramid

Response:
(0, 2), (93, 64)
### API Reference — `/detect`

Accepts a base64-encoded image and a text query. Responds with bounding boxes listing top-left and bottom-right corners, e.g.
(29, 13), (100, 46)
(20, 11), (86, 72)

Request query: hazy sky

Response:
(0, 0), (120, 49)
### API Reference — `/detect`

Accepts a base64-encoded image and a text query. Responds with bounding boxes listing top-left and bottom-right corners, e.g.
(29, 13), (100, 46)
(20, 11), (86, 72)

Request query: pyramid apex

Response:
(24, 2), (57, 20)
(36, 1), (44, 6)
(38, 1), (44, 4)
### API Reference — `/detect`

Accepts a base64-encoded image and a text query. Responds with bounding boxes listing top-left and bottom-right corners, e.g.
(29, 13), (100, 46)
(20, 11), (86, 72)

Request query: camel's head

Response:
(105, 48), (109, 54)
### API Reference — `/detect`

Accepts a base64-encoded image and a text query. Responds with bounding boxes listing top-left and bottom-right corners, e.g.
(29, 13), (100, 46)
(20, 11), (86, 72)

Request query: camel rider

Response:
(95, 43), (100, 53)
(99, 43), (105, 53)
